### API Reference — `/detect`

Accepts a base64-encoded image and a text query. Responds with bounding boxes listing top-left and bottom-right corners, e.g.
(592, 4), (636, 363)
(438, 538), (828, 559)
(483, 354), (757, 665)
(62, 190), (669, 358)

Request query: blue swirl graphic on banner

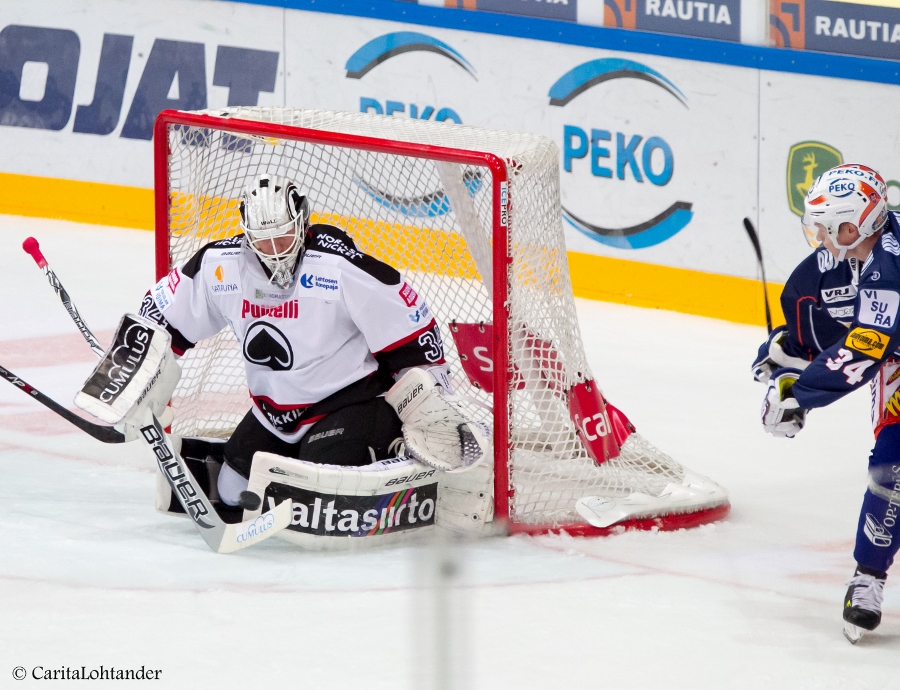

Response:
(548, 58), (686, 107)
(563, 203), (694, 250)
(551, 58), (692, 249)
(355, 169), (483, 219)
(346, 32), (477, 80)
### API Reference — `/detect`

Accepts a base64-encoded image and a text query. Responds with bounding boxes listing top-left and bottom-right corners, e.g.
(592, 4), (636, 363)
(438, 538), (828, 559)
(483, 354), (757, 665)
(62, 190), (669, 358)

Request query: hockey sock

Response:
(853, 463), (900, 574)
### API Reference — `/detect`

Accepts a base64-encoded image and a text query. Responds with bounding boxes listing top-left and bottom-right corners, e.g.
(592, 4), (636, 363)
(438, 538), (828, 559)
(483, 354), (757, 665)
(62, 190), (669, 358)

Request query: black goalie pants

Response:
(223, 397), (403, 478)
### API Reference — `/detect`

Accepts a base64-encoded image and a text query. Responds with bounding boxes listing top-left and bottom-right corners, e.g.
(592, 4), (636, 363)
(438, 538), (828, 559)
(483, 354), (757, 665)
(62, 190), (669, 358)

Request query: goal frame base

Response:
(507, 502), (731, 537)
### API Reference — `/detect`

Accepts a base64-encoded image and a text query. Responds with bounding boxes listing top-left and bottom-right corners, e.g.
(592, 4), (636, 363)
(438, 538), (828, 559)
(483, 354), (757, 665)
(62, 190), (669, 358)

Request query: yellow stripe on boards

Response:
(0, 172), (154, 230)
(0, 172), (784, 327)
(567, 251), (785, 328)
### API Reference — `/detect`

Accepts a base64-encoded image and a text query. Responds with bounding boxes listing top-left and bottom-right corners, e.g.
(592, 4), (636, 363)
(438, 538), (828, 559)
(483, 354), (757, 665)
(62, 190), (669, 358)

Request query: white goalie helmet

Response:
(239, 174), (310, 288)
(801, 164), (888, 261)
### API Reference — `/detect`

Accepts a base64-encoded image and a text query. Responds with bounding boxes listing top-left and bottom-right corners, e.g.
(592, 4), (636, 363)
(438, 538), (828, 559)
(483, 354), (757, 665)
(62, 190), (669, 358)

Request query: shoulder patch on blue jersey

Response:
(307, 225), (401, 286)
(881, 232), (900, 256)
(858, 289), (899, 332)
(817, 248), (836, 273)
(181, 234), (246, 278)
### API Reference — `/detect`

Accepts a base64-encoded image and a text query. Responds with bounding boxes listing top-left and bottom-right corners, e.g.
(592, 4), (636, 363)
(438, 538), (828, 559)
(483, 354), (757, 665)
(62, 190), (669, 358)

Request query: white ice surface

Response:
(0, 215), (896, 689)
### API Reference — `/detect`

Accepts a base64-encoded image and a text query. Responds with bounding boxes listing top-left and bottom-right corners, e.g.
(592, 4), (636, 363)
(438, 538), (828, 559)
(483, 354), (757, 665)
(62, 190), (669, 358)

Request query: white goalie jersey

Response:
(141, 225), (445, 442)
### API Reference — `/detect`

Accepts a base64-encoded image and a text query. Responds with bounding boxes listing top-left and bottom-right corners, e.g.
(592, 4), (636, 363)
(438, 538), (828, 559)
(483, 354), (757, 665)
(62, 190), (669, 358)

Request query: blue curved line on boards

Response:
(345, 31), (477, 79)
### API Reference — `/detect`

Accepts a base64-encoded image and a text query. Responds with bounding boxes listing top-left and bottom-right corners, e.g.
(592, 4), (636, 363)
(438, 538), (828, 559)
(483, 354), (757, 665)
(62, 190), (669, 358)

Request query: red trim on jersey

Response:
(794, 295), (817, 348)
(251, 394), (312, 411)
(375, 318), (439, 354)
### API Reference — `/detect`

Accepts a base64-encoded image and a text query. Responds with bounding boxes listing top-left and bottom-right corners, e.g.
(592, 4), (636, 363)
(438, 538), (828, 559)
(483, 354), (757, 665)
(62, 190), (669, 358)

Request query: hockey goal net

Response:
(154, 107), (729, 535)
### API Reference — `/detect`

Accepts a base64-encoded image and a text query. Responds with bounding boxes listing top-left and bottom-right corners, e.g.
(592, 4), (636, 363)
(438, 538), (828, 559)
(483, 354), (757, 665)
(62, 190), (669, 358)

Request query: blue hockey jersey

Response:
(784, 212), (900, 434)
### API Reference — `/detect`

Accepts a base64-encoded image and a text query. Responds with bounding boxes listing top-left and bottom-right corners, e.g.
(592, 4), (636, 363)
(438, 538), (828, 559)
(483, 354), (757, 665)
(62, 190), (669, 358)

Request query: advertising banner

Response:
(1, 0), (899, 310)
(442, 0), (579, 22)
(0, 0), (285, 188)
(770, 0), (900, 60)
(606, 0), (741, 41)
(759, 70), (900, 281)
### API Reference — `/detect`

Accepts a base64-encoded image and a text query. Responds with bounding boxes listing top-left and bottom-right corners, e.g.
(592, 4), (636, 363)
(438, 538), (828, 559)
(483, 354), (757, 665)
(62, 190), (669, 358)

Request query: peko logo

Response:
(550, 58), (692, 249)
(346, 32), (477, 218)
(828, 179), (857, 197)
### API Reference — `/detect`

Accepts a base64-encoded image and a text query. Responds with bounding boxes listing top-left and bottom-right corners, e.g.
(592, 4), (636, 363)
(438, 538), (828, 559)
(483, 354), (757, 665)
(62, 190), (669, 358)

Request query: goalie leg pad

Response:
(244, 452), (441, 550)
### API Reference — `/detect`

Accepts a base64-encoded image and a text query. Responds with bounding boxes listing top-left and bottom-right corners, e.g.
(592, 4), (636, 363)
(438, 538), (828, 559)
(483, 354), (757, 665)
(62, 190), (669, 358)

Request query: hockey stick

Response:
(139, 414), (292, 553)
(22, 237), (106, 357)
(0, 363), (125, 443)
(742, 218), (773, 333)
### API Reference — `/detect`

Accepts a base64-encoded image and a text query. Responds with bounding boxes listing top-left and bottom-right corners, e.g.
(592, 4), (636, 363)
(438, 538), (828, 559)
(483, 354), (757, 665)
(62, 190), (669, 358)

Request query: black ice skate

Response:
(842, 566), (886, 644)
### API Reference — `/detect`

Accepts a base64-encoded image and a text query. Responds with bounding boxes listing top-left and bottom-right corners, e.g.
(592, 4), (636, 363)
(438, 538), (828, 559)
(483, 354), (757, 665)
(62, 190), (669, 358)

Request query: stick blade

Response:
(217, 499), (293, 554)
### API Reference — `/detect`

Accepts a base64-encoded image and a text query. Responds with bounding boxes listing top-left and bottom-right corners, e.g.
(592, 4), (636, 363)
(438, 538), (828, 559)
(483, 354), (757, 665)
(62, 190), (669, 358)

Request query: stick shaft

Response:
(23, 237), (105, 357)
(0, 363), (124, 443)
(743, 218), (773, 333)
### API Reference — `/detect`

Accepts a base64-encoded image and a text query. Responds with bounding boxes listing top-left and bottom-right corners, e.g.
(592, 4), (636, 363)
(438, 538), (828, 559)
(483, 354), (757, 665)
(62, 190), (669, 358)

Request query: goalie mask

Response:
(801, 164), (888, 261)
(239, 174), (310, 289)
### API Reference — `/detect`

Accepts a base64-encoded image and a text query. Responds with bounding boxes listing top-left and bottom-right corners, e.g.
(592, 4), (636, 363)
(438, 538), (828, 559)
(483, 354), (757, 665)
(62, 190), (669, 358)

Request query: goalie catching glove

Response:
(74, 314), (181, 440)
(761, 368), (806, 438)
(385, 367), (491, 471)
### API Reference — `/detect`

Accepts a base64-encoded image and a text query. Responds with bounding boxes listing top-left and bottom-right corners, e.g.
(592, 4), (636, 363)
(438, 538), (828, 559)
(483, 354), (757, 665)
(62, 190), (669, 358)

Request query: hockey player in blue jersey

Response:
(753, 164), (897, 643)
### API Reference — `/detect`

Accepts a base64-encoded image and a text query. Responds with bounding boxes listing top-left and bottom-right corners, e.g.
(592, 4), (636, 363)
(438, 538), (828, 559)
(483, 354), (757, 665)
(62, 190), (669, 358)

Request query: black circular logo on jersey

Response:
(243, 322), (294, 371)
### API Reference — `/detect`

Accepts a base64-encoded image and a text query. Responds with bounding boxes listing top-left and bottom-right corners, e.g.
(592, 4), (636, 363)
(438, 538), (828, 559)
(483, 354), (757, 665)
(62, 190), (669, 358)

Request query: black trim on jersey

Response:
(139, 291), (195, 355)
(375, 320), (446, 372)
(307, 225), (401, 285)
(252, 369), (395, 436)
(180, 234), (245, 279)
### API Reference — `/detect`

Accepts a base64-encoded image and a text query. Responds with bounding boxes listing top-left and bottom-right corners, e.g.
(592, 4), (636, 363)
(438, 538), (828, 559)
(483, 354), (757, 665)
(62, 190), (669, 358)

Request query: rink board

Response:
(1, 0), (899, 323)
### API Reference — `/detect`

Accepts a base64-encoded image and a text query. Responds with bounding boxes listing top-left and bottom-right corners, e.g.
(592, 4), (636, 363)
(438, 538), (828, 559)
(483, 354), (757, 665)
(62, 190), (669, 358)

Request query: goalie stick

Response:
(0, 363), (125, 443)
(23, 237), (106, 357)
(742, 218), (773, 334)
(17, 239), (294, 552)
(139, 413), (292, 554)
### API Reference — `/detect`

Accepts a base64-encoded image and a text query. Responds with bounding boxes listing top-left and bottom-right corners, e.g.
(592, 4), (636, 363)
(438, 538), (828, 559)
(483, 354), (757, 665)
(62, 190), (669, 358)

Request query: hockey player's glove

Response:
(386, 368), (491, 472)
(751, 326), (811, 384)
(74, 314), (181, 441)
(761, 369), (807, 438)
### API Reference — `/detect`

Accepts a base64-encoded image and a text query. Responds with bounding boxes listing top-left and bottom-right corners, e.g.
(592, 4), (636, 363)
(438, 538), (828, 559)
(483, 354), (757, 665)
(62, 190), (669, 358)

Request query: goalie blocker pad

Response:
(243, 451), (494, 550)
(75, 314), (176, 425)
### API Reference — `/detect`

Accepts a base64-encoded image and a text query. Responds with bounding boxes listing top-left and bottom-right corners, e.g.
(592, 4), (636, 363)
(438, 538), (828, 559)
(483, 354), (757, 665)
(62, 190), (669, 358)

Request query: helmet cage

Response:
(239, 175), (310, 288)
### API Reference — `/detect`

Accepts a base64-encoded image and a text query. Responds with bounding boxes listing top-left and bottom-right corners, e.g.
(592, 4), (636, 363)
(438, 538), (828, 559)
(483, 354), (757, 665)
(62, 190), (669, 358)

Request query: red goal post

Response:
(153, 107), (730, 535)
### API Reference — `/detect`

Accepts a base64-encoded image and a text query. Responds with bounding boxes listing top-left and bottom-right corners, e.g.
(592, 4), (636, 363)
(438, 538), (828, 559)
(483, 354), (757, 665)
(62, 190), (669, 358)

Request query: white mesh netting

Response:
(160, 107), (723, 527)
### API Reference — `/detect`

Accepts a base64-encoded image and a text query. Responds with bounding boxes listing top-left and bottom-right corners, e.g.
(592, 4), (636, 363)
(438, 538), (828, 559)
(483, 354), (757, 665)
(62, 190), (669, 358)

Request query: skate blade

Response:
(843, 622), (865, 644)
